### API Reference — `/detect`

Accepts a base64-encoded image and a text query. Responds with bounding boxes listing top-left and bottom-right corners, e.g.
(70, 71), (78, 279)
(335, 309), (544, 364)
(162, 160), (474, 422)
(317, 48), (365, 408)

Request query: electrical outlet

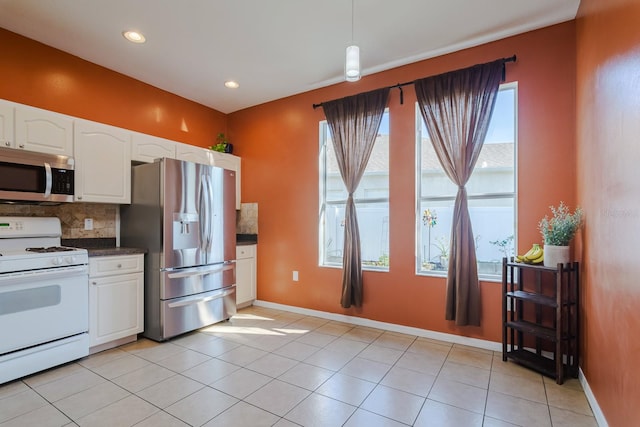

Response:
(84, 218), (93, 230)
(293, 271), (299, 282)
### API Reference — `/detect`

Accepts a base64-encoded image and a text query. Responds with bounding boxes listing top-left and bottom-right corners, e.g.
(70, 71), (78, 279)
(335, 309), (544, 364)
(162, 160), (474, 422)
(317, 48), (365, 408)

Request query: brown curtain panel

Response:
(415, 60), (504, 326)
(323, 88), (390, 308)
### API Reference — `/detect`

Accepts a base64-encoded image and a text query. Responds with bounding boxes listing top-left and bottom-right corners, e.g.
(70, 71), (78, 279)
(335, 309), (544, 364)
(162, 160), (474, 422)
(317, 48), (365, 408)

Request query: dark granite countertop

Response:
(62, 238), (147, 257)
(237, 234), (258, 245)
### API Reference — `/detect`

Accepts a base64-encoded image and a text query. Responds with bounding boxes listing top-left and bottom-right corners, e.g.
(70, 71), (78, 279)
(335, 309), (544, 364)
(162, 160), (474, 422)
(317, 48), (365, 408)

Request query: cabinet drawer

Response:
(89, 254), (143, 277)
(236, 245), (256, 260)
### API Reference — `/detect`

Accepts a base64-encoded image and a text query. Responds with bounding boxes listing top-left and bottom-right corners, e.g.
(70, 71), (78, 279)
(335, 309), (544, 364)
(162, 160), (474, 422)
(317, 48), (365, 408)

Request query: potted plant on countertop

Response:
(538, 202), (583, 267)
(209, 132), (233, 154)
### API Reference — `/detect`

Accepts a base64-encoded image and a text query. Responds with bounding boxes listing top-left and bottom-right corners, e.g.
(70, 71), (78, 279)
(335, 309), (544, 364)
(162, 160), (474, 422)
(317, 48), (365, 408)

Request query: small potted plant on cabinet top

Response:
(209, 133), (233, 154)
(538, 202), (583, 267)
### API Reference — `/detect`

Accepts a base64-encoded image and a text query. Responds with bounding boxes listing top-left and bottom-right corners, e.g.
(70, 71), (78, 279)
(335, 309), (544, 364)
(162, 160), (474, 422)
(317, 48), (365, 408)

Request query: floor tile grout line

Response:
(2, 307), (596, 426)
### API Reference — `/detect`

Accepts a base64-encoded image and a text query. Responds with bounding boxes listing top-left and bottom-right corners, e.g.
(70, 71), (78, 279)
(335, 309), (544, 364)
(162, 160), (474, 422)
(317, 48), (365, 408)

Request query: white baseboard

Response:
(252, 300), (607, 425)
(579, 368), (608, 427)
(252, 300), (502, 352)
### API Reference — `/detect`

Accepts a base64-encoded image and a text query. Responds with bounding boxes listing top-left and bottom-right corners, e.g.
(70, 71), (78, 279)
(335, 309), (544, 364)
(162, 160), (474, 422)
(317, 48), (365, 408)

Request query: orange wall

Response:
(576, 0), (640, 425)
(0, 22), (578, 345)
(0, 28), (226, 146)
(229, 22), (576, 343)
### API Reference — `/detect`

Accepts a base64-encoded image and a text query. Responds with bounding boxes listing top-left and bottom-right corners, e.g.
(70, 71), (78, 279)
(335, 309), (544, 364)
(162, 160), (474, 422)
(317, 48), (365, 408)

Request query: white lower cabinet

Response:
(236, 245), (256, 307)
(89, 254), (144, 350)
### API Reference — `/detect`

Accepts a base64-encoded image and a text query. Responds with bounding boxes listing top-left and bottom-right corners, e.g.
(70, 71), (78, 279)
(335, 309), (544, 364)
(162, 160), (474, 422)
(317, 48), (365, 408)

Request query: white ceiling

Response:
(0, 0), (580, 114)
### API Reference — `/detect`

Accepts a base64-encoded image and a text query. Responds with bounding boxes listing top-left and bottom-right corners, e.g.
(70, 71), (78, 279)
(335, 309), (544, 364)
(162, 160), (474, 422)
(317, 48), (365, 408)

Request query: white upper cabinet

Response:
(131, 131), (176, 163)
(211, 151), (241, 210)
(0, 100), (73, 156)
(15, 105), (73, 156)
(175, 143), (213, 165)
(0, 101), (14, 149)
(74, 119), (131, 204)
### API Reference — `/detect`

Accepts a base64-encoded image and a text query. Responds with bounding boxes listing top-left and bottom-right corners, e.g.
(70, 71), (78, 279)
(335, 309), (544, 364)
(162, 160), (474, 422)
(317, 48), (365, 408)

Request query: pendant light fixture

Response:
(345, 0), (360, 82)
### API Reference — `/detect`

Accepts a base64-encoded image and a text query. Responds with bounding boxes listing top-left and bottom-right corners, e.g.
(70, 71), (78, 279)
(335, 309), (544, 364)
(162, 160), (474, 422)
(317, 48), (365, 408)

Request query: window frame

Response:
(415, 82), (518, 281)
(318, 110), (390, 271)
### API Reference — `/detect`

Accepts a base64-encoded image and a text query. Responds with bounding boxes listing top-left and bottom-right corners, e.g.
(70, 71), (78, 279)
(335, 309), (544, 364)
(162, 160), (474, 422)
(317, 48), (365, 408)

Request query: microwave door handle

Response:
(43, 162), (52, 198)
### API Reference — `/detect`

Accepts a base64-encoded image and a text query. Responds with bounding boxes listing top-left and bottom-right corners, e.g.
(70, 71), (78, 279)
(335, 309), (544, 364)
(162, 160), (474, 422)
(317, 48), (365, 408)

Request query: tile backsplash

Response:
(236, 203), (258, 235)
(0, 201), (256, 239)
(0, 203), (117, 238)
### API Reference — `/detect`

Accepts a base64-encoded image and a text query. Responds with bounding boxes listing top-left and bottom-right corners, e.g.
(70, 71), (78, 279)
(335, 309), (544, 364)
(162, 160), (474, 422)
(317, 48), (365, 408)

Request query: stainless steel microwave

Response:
(0, 147), (74, 203)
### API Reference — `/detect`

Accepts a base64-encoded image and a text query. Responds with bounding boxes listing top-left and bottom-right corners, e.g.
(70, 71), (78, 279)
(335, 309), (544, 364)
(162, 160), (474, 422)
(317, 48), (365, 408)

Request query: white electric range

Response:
(0, 216), (89, 384)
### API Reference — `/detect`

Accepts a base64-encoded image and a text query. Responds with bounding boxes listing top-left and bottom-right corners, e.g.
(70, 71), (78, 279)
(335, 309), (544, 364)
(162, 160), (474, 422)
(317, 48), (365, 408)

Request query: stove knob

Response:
(65, 256), (74, 264)
(52, 257), (63, 265)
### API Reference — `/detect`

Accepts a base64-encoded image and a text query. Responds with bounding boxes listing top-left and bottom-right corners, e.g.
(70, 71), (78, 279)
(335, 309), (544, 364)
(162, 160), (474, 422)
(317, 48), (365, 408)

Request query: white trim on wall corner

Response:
(579, 368), (608, 427)
(253, 300), (502, 352)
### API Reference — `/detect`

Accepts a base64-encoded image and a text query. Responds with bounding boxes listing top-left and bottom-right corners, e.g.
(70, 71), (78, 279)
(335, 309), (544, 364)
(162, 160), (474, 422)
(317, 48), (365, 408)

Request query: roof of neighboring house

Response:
(327, 135), (514, 173)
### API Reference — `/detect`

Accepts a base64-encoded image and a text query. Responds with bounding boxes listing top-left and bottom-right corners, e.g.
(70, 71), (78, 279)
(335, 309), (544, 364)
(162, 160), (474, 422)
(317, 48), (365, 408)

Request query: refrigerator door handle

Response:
(166, 263), (235, 279)
(167, 287), (235, 308)
(198, 174), (211, 254)
(206, 173), (215, 252)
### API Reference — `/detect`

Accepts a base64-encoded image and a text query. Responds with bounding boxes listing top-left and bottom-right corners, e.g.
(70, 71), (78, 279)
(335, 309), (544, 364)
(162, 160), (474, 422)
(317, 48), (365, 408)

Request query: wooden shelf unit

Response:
(501, 257), (579, 384)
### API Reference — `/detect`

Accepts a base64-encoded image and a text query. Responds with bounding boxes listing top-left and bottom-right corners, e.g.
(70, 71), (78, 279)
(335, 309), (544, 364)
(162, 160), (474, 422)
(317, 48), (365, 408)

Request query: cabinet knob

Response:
(92, 281), (97, 285)
(3, 141), (9, 147)
(18, 144), (25, 149)
(117, 264), (122, 268)
(77, 196), (82, 200)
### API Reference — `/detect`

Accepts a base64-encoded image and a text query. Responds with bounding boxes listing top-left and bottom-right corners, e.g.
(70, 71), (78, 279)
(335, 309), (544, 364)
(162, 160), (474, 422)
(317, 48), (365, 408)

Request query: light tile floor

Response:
(0, 306), (597, 426)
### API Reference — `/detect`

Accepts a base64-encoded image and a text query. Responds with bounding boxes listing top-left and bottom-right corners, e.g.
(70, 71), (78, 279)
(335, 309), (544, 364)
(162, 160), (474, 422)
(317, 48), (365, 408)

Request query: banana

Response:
(515, 255), (525, 263)
(524, 244), (542, 261)
(521, 245), (538, 259)
(529, 249), (544, 264)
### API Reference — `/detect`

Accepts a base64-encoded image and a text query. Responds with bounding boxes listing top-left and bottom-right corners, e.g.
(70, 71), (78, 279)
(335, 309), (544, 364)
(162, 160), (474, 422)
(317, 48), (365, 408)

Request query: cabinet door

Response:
(175, 143), (213, 165)
(211, 152), (241, 209)
(89, 272), (144, 347)
(131, 132), (176, 163)
(0, 101), (14, 149)
(74, 120), (131, 203)
(15, 106), (73, 156)
(236, 245), (256, 306)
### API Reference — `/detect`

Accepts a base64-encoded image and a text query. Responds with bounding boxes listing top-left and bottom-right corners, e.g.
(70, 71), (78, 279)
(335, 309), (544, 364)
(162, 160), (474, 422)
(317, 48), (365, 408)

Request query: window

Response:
(319, 111), (390, 269)
(416, 84), (517, 278)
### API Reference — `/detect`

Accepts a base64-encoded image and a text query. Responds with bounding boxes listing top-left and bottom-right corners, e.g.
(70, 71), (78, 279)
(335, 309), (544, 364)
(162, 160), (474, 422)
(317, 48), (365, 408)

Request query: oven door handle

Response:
(167, 287), (235, 308)
(0, 265), (88, 284)
(44, 162), (52, 198)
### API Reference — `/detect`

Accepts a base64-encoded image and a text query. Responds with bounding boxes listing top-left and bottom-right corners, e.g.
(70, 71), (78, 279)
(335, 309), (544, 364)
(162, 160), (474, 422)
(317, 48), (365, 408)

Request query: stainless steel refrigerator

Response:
(121, 157), (236, 341)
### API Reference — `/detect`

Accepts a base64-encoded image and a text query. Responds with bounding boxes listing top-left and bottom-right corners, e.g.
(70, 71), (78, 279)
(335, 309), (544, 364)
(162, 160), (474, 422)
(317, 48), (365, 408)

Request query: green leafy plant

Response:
(538, 202), (583, 246)
(490, 234), (514, 258)
(209, 132), (229, 152)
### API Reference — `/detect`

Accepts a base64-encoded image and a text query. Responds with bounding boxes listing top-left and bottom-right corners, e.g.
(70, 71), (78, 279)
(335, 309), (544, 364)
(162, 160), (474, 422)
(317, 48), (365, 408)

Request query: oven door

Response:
(0, 265), (88, 355)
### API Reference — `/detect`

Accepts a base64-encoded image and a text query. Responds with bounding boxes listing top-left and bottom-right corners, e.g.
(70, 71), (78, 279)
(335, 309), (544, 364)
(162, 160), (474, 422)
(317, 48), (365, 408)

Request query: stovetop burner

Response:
(25, 246), (76, 253)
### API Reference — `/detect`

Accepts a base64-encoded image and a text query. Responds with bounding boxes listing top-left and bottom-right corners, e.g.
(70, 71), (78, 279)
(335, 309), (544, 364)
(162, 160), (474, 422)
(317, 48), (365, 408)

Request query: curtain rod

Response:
(312, 55), (516, 109)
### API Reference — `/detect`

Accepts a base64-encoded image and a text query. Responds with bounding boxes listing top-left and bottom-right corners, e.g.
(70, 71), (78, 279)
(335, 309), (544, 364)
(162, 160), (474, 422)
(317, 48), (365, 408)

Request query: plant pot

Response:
(224, 143), (233, 154)
(543, 244), (570, 268)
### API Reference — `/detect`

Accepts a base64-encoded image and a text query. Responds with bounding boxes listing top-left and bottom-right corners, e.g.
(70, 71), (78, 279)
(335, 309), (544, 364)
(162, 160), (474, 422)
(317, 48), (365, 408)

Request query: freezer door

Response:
(160, 263), (235, 300)
(160, 285), (236, 340)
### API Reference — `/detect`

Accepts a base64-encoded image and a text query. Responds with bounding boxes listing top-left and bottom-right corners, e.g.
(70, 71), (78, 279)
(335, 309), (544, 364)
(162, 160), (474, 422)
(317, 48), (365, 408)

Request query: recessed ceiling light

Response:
(224, 80), (239, 89)
(123, 30), (146, 43)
